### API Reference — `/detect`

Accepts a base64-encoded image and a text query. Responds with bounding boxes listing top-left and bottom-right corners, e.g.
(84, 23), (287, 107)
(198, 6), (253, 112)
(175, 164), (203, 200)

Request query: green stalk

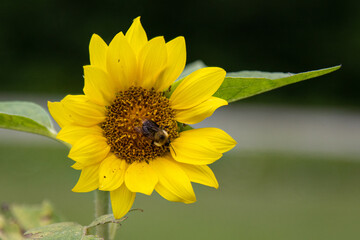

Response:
(95, 190), (110, 239)
(109, 222), (118, 240)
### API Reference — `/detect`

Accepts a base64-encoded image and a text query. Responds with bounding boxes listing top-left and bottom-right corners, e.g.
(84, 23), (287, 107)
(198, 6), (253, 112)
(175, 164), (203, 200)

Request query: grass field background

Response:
(1, 143), (360, 240)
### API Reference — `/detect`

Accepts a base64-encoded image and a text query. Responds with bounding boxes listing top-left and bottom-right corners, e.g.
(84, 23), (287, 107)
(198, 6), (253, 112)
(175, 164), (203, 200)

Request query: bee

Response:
(135, 119), (170, 147)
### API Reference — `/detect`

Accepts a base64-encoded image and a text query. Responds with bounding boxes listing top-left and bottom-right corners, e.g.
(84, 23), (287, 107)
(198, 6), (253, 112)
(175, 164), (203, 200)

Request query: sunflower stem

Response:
(94, 190), (110, 239)
(109, 223), (118, 240)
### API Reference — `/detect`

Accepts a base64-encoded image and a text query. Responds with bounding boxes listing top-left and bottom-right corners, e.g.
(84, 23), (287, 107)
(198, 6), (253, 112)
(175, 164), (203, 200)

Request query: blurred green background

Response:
(1, 142), (360, 240)
(1, 0), (360, 239)
(0, 0), (358, 106)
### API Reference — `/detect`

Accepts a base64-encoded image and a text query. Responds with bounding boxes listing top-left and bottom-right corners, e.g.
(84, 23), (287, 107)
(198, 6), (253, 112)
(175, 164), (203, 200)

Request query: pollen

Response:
(101, 87), (179, 163)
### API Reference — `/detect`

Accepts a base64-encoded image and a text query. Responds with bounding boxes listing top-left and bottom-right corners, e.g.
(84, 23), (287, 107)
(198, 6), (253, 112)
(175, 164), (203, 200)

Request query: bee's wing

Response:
(144, 120), (160, 129)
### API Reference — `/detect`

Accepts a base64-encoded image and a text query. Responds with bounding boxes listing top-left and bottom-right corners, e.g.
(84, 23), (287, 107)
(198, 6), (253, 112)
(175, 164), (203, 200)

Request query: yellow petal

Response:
(72, 163), (100, 192)
(170, 130), (223, 165)
(175, 97), (228, 124)
(107, 32), (137, 91)
(99, 154), (128, 191)
(155, 36), (186, 91)
(124, 161), (158, 195)
(89, 34), (108, 70)
(150, 156), (196, 203)
(71, 162), (83, 170)
(154, 182), (185, 202)
(57, 124), (103, 146)
(68, 135), (110, 166)
(138, 36), (167, 89)
(61, 95), (106, 127)
(125, 16), (148, 56)
(110, 184), (136, 219)
(170, 67), (226, 110)
(48, 101), (72, 128)
(83, 66), (117, 106)
(182, 128), (237, 153)
(178, 163), (219, 189)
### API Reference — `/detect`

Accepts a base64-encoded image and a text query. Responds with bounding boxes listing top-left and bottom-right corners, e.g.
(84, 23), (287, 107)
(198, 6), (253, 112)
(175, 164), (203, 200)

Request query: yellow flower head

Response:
(48, 17), (236, 219)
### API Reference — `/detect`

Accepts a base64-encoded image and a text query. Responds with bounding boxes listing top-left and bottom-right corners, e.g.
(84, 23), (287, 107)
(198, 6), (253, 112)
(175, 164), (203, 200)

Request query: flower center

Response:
(101, 86), (179, 163)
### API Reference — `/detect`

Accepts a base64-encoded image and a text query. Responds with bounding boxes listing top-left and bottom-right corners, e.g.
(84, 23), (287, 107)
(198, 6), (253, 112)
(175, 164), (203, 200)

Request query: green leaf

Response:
(24, 222), (107, 240)
(86, 213), (128, 230)
(166, 62), (340, 103)
(24, 211), (142, 240)
(0, 214), (23, 240)
(0, 201), (63, 240)
(177, 122), (193, 132)
(10, 201), (63, 230)
(213, 65), (341, 103)
(0, 101), (57, 138)
(24, 222), (97, 240)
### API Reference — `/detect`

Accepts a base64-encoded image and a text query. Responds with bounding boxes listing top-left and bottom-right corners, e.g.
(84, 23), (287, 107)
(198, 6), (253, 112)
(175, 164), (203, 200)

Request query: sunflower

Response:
(48, 17), (236, 219)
